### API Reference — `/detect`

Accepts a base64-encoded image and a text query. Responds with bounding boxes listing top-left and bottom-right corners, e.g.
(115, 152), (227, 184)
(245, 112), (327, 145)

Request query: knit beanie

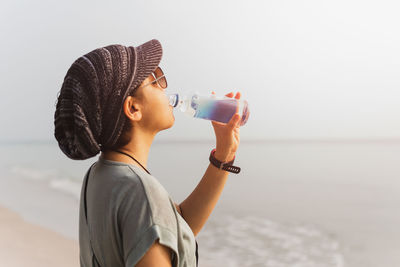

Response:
(54, 39), (163, 160)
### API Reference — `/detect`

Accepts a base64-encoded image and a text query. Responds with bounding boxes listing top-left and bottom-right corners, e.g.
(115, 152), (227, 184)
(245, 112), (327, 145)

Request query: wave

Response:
(9, 165), (82, 199)
(197, 215), (345, 267)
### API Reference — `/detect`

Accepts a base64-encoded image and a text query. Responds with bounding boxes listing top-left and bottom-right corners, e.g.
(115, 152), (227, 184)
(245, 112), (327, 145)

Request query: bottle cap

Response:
(166, 93), (179, 107)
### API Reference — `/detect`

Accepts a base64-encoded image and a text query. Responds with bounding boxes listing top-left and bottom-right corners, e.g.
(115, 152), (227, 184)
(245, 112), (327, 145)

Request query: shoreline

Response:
(0, 142), (399, 266)
(0, 204), (79, 267)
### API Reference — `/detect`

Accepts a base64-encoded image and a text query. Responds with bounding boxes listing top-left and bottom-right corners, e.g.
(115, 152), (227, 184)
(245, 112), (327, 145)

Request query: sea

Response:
(0, 140), (399, 267)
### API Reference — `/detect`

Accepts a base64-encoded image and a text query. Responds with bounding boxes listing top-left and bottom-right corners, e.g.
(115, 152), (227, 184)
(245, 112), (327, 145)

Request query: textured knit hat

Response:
(54, 39), (163, 160)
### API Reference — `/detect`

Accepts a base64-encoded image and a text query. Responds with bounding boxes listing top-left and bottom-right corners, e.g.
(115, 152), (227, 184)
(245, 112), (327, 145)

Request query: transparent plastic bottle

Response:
(167, 91), (250, 126)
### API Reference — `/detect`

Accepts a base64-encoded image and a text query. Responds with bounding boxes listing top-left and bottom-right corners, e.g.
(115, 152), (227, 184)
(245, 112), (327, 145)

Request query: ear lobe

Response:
(123, 97), (141, 122)
(129, 104), (142, 121)
(131, 109), (142, 120)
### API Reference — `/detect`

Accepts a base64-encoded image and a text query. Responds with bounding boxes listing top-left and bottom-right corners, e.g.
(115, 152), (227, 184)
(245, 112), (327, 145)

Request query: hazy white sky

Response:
(1, 0), (399, 141)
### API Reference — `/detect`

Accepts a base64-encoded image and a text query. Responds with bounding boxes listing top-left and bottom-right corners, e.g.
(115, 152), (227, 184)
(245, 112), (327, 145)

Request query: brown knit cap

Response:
(54, 39), (163, 160)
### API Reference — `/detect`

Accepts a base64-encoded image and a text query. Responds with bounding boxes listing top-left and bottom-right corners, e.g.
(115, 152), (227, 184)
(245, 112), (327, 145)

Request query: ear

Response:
(123, 96), (142, 122)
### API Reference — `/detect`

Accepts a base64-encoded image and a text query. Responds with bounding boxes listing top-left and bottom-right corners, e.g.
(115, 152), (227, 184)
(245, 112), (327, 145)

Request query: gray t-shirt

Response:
(79, 156), (197, 267)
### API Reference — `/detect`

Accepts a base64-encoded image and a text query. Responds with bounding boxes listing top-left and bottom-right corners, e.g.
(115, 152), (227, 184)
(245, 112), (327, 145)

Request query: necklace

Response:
(113, 149), (151, 175)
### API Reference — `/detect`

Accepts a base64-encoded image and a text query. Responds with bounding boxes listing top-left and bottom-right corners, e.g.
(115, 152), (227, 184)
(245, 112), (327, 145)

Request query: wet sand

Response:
(0, 204), (79, 267)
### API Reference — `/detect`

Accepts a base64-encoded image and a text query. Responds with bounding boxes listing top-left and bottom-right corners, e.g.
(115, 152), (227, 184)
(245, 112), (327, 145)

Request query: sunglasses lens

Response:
(154, 67), (167, 89)
(159, 77), (167, 88)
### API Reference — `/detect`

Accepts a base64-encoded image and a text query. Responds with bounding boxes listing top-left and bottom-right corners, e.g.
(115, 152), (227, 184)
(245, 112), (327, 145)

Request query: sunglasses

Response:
(141, 67), (167, 89)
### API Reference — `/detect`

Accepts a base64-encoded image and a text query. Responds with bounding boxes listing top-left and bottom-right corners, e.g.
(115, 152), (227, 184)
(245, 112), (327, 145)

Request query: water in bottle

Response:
(167, 91), (250, 126)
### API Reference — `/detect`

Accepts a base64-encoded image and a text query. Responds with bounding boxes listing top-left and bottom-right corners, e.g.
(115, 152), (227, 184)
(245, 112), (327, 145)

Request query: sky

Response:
(0, 0), (399, 142)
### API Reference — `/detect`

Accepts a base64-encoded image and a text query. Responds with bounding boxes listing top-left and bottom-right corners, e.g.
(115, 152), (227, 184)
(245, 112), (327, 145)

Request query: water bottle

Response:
(167, 91), (250, 126)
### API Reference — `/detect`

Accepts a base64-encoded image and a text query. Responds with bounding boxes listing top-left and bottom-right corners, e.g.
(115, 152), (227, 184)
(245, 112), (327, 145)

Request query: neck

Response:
(101, 128), (156, 169)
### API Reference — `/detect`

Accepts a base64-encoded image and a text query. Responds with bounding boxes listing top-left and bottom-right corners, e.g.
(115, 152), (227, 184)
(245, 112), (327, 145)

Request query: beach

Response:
(0, 140), (399, 267)
(0, 204), (78, 267)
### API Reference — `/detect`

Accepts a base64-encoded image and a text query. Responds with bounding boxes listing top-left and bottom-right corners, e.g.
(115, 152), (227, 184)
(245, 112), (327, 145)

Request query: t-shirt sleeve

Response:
(117, 174), (179, 267)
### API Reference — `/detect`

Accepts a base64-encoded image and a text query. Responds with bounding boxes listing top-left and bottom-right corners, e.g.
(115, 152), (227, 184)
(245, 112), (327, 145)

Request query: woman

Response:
(54, 39), (242, 267)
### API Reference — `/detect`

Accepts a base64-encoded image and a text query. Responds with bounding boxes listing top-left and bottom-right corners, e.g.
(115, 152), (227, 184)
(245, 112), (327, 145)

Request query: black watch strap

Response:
(209, 149), (241, 174)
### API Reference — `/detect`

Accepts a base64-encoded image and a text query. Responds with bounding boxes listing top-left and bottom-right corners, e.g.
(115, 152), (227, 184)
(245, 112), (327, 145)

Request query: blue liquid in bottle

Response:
(167, 92), (250, 126)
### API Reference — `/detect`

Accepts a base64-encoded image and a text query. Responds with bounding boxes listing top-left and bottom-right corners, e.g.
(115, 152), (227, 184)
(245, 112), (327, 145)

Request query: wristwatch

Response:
(209, 148), (241, 174)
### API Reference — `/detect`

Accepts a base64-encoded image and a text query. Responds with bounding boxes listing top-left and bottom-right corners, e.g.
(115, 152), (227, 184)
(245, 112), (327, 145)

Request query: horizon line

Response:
(1, 138), (400, 145)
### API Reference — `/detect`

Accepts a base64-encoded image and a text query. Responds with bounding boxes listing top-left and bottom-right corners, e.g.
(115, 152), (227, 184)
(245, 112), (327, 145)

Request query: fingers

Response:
(211, 91), (241, 98)
(210, 91), (242, 127)
(228, 112), (241, 129)
(225, 92), (241, 99)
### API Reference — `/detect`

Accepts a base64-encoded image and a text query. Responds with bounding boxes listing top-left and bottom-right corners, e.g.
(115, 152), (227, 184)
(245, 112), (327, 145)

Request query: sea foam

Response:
(197, 214), (345, 267)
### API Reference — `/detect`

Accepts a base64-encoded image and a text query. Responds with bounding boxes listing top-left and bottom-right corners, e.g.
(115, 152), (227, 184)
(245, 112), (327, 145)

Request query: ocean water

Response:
(0, 140), (399, 267)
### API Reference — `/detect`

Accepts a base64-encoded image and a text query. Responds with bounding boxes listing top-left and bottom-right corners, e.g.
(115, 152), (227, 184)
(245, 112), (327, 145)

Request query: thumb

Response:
(228, 113), (241, 129)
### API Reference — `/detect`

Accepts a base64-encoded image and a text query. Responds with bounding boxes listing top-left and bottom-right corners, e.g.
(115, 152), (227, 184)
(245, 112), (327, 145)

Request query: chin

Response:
(168, 117), (175, 128)
(162, 117), (175, 131)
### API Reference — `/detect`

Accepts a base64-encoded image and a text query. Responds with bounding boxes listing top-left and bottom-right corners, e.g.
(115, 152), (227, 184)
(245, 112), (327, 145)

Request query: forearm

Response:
(178, 151), (234, 237)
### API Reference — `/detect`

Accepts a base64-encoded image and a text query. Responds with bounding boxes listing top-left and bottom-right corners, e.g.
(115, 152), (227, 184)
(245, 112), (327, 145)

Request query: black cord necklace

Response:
(113, 149), (151, 175)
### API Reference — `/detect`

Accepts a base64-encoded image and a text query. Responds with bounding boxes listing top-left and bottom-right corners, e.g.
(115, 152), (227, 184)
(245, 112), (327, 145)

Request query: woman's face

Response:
(127, 67), (175, 133)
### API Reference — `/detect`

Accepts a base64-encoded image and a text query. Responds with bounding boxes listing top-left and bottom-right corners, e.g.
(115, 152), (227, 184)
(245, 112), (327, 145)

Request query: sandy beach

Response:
(0, 204), (79, 267)
(0, 141), (399, 267)
(0, 206), (79, 267)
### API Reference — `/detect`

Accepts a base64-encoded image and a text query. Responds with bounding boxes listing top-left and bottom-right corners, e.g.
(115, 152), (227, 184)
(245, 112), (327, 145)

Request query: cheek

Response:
(145, 91), (170, 121)
(158, 92), (169, 109)
(152, 95), (169, 118)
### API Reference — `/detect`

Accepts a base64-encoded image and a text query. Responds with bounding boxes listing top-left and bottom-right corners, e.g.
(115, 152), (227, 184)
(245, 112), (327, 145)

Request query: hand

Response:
(211, 91), (241, 162)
